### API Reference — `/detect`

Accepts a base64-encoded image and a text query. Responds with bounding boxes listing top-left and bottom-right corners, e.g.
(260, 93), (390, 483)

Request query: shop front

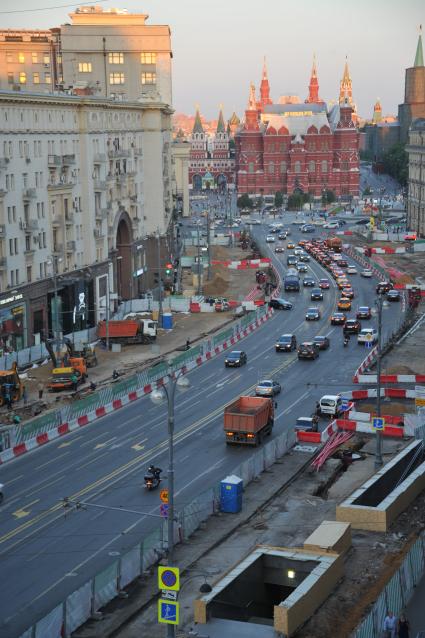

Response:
(0, 292), (27, 355)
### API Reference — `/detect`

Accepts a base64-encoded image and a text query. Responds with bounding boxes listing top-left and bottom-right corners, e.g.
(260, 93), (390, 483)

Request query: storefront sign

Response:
(0, 293), (23, 306)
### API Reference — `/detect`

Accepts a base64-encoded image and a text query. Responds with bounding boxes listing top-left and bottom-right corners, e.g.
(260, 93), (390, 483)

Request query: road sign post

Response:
(158, 566), (180, 629)
(158, 599), (179, 625)
(160, 489), (169, 504)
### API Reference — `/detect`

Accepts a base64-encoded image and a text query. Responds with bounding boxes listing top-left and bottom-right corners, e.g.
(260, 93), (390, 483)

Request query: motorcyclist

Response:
(343, 334), (350, 346)
(147, 464), (162, 480)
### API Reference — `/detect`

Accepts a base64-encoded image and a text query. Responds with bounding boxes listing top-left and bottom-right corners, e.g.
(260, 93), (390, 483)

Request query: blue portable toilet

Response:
(162, 312), (173, 329)
(220, 475), (243, 513)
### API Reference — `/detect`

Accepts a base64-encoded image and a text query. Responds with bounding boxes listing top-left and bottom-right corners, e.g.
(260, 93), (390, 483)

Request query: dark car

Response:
(376, 281), (393, 295)
(343, 319), (361, 334)
(274, 246), (285, 253)
(275, 334), (297, 352)
(297, 263), (308, 273)
(303, 277), (315, 287)
(287, 255), (298, 266)
(311, 288), (323, 301)
(356, 306), (372, 320)
(294, 416), (319, 432)
(319, 278), (330, 289)
(301, 224), (315, 233)
(224, 350), (247, 367)
(299, 254), (311, 262)
(305, 307), (321, 321)
(313, 335), (330, 350)
(387, 289), (401, 302)
(269, 298), (293, 310)
(331, 312), (347, 325)
(298, 342), (320, 360)
(278, 233), (287, 240)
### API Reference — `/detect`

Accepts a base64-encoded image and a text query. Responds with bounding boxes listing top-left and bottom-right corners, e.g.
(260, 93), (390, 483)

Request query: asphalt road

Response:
(0, 218), (404, 637)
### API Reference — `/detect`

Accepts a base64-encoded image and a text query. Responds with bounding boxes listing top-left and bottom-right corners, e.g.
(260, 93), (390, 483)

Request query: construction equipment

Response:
(47, 366), (86, 392)
(97, 319), (157, 345)
(63, 338), (97, 368)
(44, 339), (88, 392)
(0, 362), (23, 407)
(324, 236), (342, 252)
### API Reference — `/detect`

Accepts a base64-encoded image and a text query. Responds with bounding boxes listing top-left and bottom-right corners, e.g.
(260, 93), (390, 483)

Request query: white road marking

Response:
(277, 390), (311, 418)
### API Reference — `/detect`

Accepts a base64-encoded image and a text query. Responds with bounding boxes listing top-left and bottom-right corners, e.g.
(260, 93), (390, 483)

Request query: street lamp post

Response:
(157, 231), (163, 328)
(375, 295), (384, 469)
(150, 368), (189, 638)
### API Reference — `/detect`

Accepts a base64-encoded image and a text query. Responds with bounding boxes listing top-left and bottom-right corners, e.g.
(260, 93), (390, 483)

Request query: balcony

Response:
(93, 180), (107, 191)
(66, 240), (76, 252)
(47, 181), (74, 191)
(48, 154), (62, 167)
(134, 148), (143, 156)
(65, 213), (74, 225)
(93, 153), (107, 163)
(24, 248), (35, 259)
(22, 188), (36, 200)
(52, 218), (61, 228)
(20, 218), (39, 231)
(108, 148), (130, 159)
(129, 194), (137, 202)
(0, 157), (9, 170)
(0, 189), (6, 198)
(62, 154), (76, 166)
(95, 208), (109, 221)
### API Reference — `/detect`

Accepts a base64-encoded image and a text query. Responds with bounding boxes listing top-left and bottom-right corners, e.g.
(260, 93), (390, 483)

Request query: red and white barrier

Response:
(0, 309), (275, 465)
(343, 387), (418, 400)
(212, 258), (271, 269)
(336, 417), (404, 438)
(353, 345), (378, 382)
(371, 247), (406, 254)
(354, 374), (425, 385)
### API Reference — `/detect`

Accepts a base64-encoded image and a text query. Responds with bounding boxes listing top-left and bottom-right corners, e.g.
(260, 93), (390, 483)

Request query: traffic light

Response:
(165, 262), (173, 276)
(154, 271), (159, 284)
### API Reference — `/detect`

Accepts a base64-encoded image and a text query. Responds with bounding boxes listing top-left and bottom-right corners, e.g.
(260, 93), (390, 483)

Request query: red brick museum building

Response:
(235, 59), (360, 198)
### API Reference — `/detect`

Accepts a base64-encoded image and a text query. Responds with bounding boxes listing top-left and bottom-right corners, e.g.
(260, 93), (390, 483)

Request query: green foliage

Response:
(287, 192), (310, 210)
(321, 189), (336, 205)
(360, 150), (374, 162)
(237, 193), (253, 209)
(363, 186), (372, 196)
(274, 191), (284, 208)
(381, 143), (408, 186)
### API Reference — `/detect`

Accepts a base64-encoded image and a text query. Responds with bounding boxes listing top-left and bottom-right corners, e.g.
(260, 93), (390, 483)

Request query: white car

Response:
(323, 221), (339, 229)
(357, 328), (378, 344)
(347, 266), (358, 274)
(266, 235), (275, 242)
(360, 269), (373, 278)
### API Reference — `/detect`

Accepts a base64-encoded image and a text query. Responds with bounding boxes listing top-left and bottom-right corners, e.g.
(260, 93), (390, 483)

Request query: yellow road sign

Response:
(159, 489), (169, 504)
(158, 566), (180, 591)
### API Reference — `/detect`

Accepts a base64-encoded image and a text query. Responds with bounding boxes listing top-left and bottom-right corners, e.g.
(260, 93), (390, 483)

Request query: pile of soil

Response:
(355, 400), (415, 416)
(384, 364), (416, 375)
(203, 273), (229, 296)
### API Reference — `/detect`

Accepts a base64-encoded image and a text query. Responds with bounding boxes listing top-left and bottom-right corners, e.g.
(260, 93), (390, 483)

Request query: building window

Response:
(141, 52), (156, 64)
(268, 162), (274, 174)
(7, 72), (14, 85)
(308, 160), (315, 173)
(33, 72), (40, 84)
(26, 265), (32, 282)
(321, 160), (328, 173)
(18, 52), (25, 63)
(248, 162), (254, 174)
(109, 72), (125, 85)
(294, 161), (301, 174)
(78, 62), (92, 73)
(43, 53), (50, 65)
(141, 72), (156, 85)
(45, 73), (51, 84)
(32, 52), (38, 64)
(108, 52), (124, 64)
(280, 161), (287, 174)
(6, 51), (13, 63)
(19, 72), (27, 84)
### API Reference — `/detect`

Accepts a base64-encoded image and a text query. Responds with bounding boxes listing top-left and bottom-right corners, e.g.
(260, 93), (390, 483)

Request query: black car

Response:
(305, 307), (321, 321)
(287, 255), (298, 266)
(343, 319), (361, 334)
(297, 263), (308, 273)
(298, 342), (320, 360)
(269, 298), (293, 310)
(313, 335), (330, 350)
(376, 281), (393, 295)
(387, 290), (401, 302)
(310, 288), (323, 301)
(224, 351), (247, 367)
(278, 233), (287, 240)
(275, 334), (297, 352)
(357, 306), (372, 320)
(303, 277), (315, 287)
(299, 254), (311, 262)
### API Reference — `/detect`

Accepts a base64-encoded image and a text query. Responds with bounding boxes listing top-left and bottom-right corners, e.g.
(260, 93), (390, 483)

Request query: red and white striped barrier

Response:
(336, 418), (404, 438)
(211, 258), (271, 269)
(0, 309), (275, 465)
(354, 374), (425, 385)
(353, 345), (378, 382)
(343, 387), (418, 400)
(371, 247), (406, 254)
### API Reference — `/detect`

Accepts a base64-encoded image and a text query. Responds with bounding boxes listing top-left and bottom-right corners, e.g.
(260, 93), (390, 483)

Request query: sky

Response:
(1, 0), (424, 121)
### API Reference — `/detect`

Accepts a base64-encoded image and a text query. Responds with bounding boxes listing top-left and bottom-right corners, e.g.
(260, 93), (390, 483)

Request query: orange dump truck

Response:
(224, 396), (274, 446)
(325, 236), (342, 252)
(97, 319), (157, 345)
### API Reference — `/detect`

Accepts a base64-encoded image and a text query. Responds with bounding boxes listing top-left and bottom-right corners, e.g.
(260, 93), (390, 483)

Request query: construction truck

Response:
(44, 339), (88, 392)
(324, 236), (342, 252)
(63, 338), (97, 368)
(0, 362), (23, 407)
(224, 395), (274, 446)
(97, 319), (157, 345)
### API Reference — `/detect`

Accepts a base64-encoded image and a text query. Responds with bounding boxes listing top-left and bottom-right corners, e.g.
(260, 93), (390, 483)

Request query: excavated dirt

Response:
(355, 400), (415, 417)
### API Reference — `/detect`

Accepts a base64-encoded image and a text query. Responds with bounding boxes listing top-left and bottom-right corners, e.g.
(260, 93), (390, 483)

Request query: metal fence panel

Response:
(385, 571), (402, 616)
(18, 411), (62, 443)
(94, 562), (118, 610)
(142, 528), (163, 571)
(120, 546), (142, 589)
(111, 376), (139, 399)
(35, 603), (63, 638)
(65, 581), (92, 635)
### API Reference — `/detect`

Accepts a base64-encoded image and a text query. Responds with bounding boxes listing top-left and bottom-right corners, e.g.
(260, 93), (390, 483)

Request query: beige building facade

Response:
(0, 91), (173, 350)
(407, 118), (425, 238)
(171, 139), (190, 217)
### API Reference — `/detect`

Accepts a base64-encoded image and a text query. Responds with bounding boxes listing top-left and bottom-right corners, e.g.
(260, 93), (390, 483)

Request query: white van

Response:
(318, 395), (344, 417)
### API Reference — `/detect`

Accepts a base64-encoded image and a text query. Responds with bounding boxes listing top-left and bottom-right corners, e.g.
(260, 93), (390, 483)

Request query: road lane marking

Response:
(76, 451), (110, 471)
(94, 437), (117, 450)
(2, 474), (24, 486)
(58, 435), (83, 448)
(35, 451), (70, 470)
(12, 499), (40, 519)
(132, 437), (148, 452)
(80, 430), (112, 447)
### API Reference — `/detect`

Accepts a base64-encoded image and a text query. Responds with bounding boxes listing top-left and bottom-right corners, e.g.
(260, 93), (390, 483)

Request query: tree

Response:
(362, 186), (372, 197)
(237, 193), (252, 209)
(321, 189), (336, 205)
(274, 191), (283, 208)
(381, 143), (408, 186)
(287, 193), (303, 210)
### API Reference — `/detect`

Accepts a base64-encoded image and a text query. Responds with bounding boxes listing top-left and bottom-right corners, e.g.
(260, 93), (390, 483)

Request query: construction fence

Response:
(352, 532), (425, 638)
(13, 428), (296, 638)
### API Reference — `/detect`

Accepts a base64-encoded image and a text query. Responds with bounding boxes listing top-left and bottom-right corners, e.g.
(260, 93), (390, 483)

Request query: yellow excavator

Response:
(0, 362), (23, 407)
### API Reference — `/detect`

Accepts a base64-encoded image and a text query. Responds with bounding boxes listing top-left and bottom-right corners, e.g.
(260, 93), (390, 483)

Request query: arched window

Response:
(268, 162), (274, 175)
(248, 162), (254, 174)
(294, 161), (301, 174)
(308, 161), (315, 173)
(280, 161), (287, 174)
(321, 160), (328, 173)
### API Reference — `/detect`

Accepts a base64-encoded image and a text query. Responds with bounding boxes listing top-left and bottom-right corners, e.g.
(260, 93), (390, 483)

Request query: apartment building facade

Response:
(407, 118), (425, 238)
(0, 91), (173, 351)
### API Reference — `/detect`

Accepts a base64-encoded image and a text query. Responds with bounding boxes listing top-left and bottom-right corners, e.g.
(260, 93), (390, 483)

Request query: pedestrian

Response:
(383, 611), (397, 638)
(397, 613), (410, 638)
(22, 385), (28, 406)
(70, 373), (78, 392)
(5, 387), (12, 410)
(186, 338), (190, 350)
(38, 382), (44, 400)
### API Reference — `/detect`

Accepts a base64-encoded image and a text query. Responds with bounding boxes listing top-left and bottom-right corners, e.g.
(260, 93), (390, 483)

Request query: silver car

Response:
(255, 379), (282, 396)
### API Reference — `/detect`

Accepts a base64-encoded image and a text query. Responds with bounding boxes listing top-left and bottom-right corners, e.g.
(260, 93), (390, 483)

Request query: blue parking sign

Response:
(372, 417), (385, 430)
(158, 599), (179, 625)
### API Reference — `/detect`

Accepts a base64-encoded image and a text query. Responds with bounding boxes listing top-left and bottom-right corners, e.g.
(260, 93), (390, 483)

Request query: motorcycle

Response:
(144, 473), (161, 491)
(343, 337), (349, 347)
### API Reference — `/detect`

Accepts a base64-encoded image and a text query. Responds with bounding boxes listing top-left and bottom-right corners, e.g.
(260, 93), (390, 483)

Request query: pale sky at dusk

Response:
(1, 0), (424, 121)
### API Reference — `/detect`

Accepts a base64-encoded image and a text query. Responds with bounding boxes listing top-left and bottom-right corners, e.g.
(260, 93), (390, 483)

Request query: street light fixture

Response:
(47, 256), (63, 351)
